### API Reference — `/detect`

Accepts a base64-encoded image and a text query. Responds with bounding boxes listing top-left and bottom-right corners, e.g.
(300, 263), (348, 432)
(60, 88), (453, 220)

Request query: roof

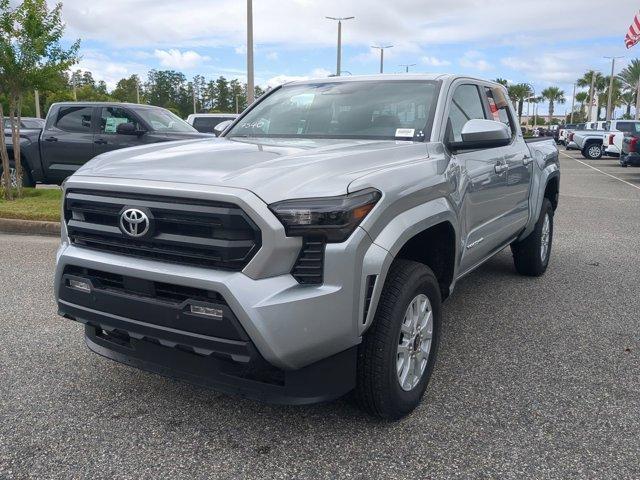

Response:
(49, 101), (162, 108)
(285, 73), (502, 88)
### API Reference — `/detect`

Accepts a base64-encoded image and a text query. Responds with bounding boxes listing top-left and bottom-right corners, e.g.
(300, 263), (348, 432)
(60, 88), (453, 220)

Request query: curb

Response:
(0, 218), (61, 236)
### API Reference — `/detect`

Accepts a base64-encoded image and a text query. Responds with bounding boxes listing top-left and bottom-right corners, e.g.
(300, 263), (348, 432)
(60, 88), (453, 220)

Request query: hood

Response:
(76, 137), (429, 203)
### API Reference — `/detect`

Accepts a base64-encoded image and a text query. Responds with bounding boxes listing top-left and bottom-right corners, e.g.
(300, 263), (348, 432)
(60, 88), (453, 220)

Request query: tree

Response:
(213, 76), (232, 112)
(575, 91), (588, 116)
(618, 59), (640, 119)
(494, 78), (508, 86)
(541, 87), (565, 125)
(577, 70), (602, 121)
(112, 74), (142, 103)
(0, 0), (79, 199)
(507, 83), (532, 123)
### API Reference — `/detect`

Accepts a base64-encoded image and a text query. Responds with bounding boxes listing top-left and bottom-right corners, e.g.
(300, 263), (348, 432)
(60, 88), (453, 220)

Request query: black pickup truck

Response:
(2, 102), (212, 186)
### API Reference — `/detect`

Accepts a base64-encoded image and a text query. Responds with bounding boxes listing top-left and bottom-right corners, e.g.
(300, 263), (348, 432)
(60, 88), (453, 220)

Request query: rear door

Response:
(444, 82), (511, 273)
(93, 106), (150, 156)
(40, 105), (96, 183)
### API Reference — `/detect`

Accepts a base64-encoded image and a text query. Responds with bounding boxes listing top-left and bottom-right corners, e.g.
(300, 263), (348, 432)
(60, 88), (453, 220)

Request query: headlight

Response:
(269, 189), (381, 243)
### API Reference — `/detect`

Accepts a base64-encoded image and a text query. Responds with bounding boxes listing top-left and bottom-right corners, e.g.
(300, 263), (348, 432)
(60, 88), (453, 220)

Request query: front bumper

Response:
(55, 177), (392, 402)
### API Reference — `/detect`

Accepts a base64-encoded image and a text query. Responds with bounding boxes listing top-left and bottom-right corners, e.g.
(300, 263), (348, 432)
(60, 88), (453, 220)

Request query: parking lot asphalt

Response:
(1, 149), (639, 479)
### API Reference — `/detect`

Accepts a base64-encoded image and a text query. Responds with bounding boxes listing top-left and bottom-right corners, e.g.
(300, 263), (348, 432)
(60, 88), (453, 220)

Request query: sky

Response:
(51, 0), (640, 115)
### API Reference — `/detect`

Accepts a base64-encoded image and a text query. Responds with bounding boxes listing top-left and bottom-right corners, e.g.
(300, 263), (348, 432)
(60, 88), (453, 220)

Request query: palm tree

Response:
(618, 59), (640, 119)
(575, 91), (588, 117)
(577, 70), (603, 119)
(541, 87), (565, 124)
(506, 83), (532, 123)
(494, 78), (508, 86)
(620, 91), (635, 117)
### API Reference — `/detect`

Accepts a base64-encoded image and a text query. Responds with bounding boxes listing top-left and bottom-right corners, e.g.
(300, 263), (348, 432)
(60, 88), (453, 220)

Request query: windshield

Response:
(226, 80), (439, 141)
(134, 108), (197, 133)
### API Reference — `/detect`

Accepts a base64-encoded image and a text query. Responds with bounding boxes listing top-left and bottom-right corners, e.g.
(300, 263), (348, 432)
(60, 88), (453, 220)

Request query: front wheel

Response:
(355, 259), (441, 420)
(0, 161), (35, 188)
(511, 198), (554, 276)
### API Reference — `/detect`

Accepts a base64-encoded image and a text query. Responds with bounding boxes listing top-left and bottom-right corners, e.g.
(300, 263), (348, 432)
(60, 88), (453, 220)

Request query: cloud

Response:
(266, 51), (279, 60)
(234, 45), (247, 55)
(153, 49), (210, 70)
(459, 51), (490, 71)
(265, 67), (333, 88)
(60, 0), (640, 48)
(421, 56), (451, 67)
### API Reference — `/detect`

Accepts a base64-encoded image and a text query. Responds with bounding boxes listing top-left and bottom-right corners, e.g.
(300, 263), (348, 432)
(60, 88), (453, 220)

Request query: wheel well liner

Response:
(544, 176), (559, 210)
(394, 222), (455, 300)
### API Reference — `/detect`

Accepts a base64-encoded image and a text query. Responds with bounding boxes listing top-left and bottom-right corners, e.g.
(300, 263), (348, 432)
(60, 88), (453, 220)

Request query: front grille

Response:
(65, 190), (261, 270)
(291, 238), (325, 284)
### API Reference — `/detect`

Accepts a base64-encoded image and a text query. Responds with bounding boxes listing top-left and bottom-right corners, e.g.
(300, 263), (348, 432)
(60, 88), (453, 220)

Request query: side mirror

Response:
(213, 119), (233, 137)
(116, 122), (145, 136)
(448, 119), (511, 151)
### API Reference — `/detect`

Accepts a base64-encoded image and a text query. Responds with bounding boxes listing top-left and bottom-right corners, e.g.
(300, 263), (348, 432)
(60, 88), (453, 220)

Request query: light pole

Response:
(371, 45), (393, 73)
(399, 63), (416, 73)
(246, 0), (255, 105)
(326, 16), (354, 76)
(604, 56), (624, 121)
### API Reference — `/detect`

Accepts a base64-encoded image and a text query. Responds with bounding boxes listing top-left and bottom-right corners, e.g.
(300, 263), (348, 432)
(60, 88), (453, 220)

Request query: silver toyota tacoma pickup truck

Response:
(55, 74), (559, 419)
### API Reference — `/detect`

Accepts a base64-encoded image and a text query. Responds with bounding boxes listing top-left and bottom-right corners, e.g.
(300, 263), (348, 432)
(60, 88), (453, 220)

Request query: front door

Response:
(444, 83), (511, 274)
(93, 107), (148, 156)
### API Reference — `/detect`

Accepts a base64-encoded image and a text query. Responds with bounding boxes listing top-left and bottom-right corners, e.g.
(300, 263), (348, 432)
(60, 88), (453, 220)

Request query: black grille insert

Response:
(291, 238), (325, 285)
(65, 190), (261, 270)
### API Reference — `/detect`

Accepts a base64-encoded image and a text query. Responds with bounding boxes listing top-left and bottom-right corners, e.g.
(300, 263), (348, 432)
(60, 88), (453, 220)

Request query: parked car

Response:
(1, 102), (213, 187)
(602, 120), (640, 157)
(55, 74), (559, 420)
(3, 117), (46, 130)
(558, 123), (577, 146)
(186, 113), (239, 134)
(620, 132), (640, 167)
(565, 123), (585, 150)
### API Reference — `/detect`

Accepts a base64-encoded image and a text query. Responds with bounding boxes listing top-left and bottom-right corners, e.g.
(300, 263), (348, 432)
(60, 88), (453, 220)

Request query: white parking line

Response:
(559, 151), (640, 191)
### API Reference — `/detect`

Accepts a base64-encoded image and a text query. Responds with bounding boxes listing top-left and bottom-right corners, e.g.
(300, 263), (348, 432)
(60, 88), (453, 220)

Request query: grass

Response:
(0, 188), (62, 222)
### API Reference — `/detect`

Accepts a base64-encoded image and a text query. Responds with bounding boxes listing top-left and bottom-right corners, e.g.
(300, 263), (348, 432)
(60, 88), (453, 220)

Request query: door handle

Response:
(44, 136), (58, 142)
(94, 138), (108, 145)
(494, 163), (509, 174)
(523, 156), (533, 166)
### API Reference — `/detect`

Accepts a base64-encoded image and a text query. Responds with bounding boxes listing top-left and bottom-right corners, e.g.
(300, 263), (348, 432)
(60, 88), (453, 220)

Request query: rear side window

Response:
(485, 86), (515, 137)
(616, 122), (640, 134)
(55, 106), (93, 133)
(446, 84), (487, 143)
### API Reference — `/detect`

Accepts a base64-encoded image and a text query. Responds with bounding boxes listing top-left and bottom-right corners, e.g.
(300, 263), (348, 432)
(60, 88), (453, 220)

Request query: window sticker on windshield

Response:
(395, 128), (415, 138)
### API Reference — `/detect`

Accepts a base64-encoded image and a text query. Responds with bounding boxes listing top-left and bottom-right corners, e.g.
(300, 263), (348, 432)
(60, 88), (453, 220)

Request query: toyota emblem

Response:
(120, 208), (150, 237)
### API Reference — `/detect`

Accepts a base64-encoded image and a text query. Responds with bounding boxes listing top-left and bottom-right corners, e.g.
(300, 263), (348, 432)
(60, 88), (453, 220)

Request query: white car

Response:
(186, 113), (238, 134)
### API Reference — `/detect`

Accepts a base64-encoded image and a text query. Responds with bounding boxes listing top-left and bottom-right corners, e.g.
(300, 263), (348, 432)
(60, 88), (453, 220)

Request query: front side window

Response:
(100, 107), (140, 134)
(55, 106), (93, 133)
(132, 108), (196, 133)
(193, 117), (233, 132)
(226, 80), (439, 141)
(446, 84), (487, 143)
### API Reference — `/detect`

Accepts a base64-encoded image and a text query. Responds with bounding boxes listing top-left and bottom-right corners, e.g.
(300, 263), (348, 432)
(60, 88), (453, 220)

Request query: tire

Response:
(355, 259), (441, 420)
(582, 143), (602, 160)
(511, 198), (554, 277)
(0, 161), (34, 188)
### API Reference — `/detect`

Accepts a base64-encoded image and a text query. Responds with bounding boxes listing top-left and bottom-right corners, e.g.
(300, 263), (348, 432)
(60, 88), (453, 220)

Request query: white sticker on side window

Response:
(395, 128), (415, 138)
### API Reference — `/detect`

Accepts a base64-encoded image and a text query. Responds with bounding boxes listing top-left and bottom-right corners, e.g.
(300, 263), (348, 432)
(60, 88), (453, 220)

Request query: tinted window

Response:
(192, 117), (233, 133)
(447, 84), (487, 143)
(616, 122), (640, 134)
(226, 80), (438, 141)
(133, 108), (196, 133)
(100, 107), (140, 134)
(485, 86), (515, 136)
(56, 106), (93, 133)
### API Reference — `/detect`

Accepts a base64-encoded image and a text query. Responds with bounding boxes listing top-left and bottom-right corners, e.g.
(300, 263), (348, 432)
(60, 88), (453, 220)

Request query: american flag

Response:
(625, 10), (640, 48)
